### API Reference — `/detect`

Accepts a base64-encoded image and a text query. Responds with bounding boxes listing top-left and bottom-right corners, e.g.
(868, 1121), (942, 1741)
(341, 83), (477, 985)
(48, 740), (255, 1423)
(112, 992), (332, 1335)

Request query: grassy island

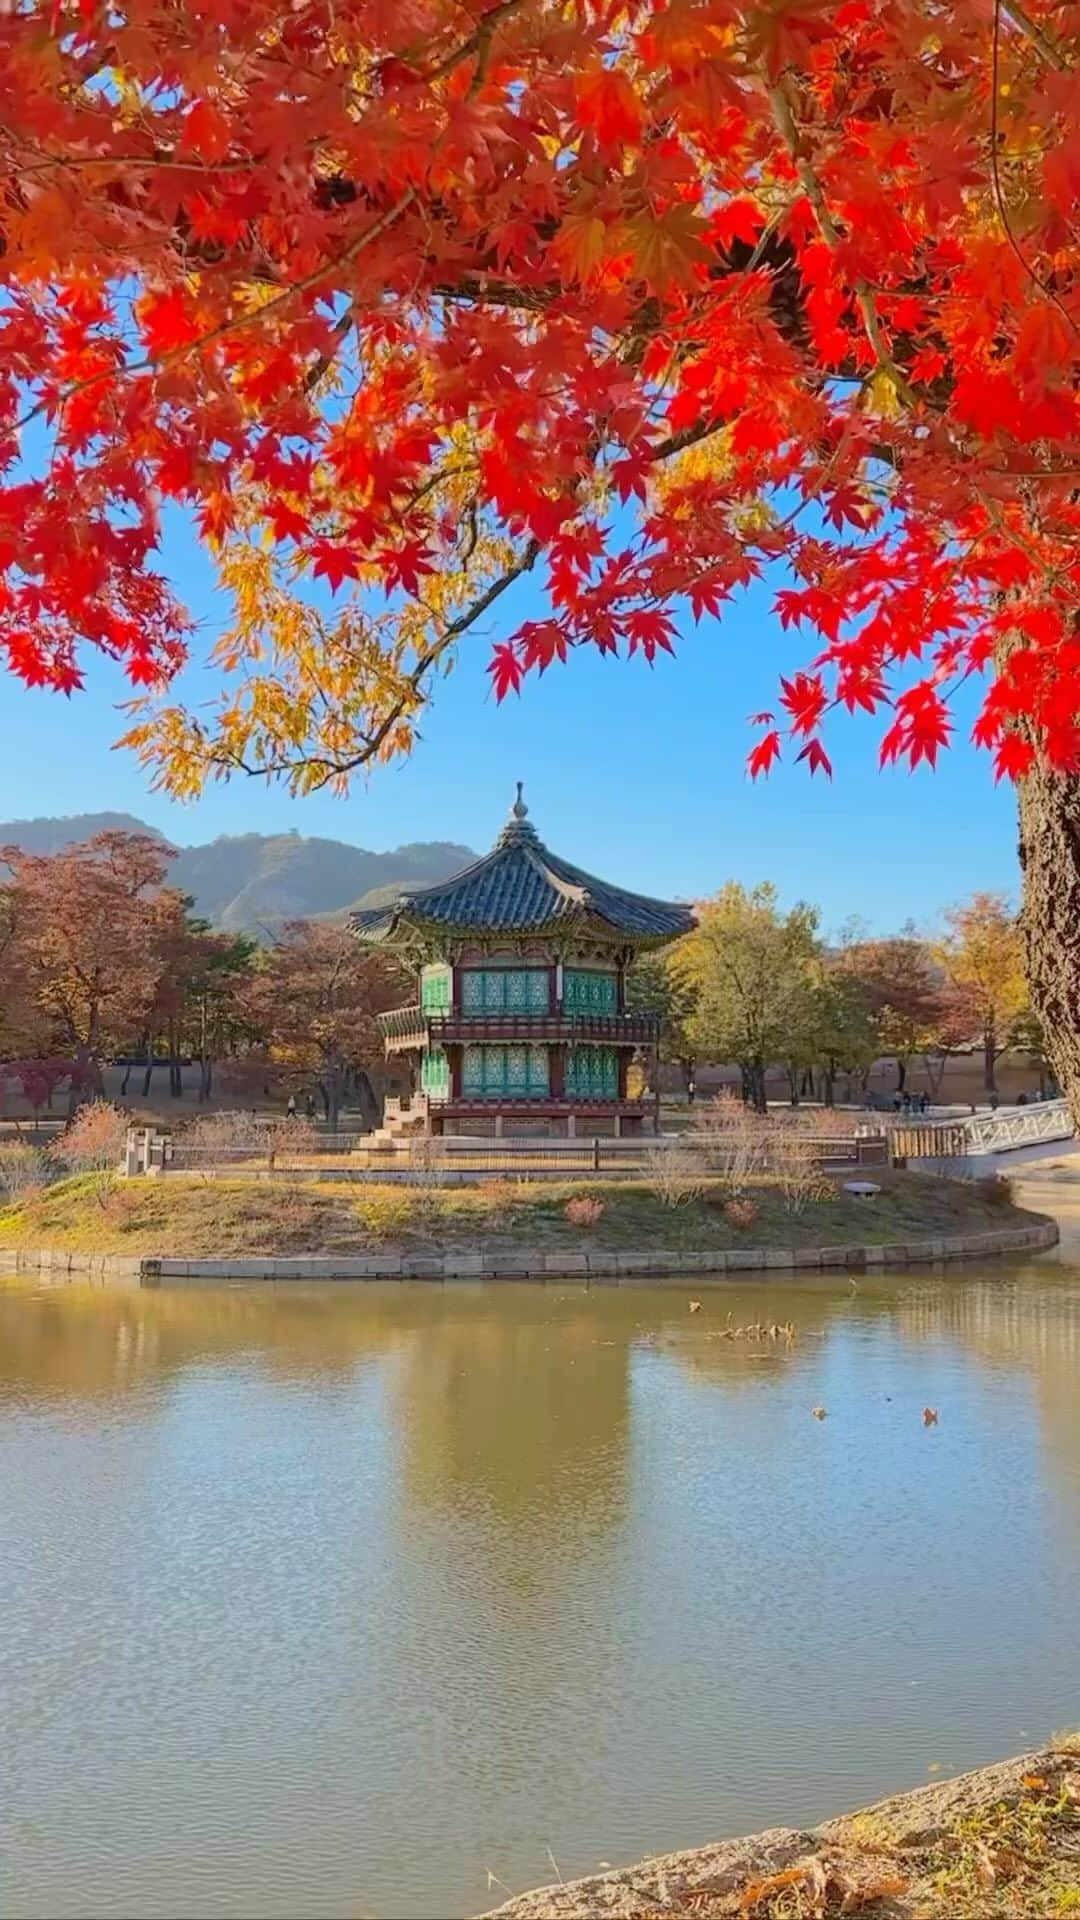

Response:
(0, 1167), (1048, 1263)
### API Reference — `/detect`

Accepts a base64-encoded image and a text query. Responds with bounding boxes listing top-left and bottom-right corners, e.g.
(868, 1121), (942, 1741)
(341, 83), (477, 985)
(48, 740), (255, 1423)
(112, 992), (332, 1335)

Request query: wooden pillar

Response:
(618, 1052), (628, 1100)
(549, 1044), (565, 1099)
(449, 1044), (462, 1100)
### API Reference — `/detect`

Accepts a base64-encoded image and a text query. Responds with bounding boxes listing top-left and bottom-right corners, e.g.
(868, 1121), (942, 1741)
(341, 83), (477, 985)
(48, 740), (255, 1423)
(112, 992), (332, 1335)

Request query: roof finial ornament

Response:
(512, 780), (528, 820)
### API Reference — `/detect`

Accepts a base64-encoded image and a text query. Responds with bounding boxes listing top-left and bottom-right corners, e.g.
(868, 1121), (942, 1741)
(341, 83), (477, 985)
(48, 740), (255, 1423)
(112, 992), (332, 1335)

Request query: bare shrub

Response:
(691, 1092), (771, 1195)
(770, 1124), (832, 1214)
(478, 1178), (516, 1230)
(646, 1140), (707, 1208)
(179, 1110), (320, 1169)
(54, 1100), (128, 1206)
(564, 1194), (605, 1228)
(180, 1109), (272, 1163)
(0, 1142), (49, 1206)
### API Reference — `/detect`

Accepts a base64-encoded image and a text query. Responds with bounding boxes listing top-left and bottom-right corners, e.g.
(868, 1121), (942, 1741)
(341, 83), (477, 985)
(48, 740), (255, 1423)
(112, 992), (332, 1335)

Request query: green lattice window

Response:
(420, 964), (452, 1014)
(563, 969), (618, 1014)
(420, 1047), (450, 1100)
(460, 969), (550, 1016)
(565, 1045), (619, 1099)
(462, 1044), (550, 1098)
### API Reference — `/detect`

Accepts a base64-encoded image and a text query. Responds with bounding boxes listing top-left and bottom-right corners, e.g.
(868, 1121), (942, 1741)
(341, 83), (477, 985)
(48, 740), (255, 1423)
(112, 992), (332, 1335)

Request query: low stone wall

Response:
(0, 1216), (1058, 1283)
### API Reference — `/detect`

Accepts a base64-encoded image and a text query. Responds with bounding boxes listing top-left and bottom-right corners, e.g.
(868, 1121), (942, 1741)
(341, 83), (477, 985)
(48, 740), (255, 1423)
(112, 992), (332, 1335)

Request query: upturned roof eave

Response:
(352, 901), (692, 949)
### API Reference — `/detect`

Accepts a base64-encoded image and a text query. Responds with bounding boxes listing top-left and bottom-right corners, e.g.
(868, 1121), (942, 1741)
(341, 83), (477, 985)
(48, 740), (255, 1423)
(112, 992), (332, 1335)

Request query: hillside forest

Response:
(0, 833), (1040, 1128)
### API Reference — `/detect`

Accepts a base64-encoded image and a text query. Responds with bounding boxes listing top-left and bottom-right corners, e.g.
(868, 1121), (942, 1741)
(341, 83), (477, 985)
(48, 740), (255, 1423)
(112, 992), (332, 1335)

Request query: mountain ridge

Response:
(0, 812), (476, 934)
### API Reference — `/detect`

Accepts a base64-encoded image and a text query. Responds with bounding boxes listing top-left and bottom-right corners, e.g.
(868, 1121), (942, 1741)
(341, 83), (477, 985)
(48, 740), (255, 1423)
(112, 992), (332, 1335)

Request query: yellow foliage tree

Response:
(936, 893), (1029, 1096)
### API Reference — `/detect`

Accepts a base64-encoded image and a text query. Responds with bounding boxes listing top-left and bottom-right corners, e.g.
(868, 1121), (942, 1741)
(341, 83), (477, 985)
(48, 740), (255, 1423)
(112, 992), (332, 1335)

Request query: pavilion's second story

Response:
(379, 953), (658, 1052)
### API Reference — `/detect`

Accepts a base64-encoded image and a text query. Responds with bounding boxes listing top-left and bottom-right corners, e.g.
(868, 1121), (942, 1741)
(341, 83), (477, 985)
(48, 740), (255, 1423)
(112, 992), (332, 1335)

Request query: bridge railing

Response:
(960, 1099), (1073, 1153)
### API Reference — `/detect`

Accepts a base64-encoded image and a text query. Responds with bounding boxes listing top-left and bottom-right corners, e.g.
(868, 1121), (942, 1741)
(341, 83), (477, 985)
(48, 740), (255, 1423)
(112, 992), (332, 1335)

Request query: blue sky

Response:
(0, 512), (1018, 935)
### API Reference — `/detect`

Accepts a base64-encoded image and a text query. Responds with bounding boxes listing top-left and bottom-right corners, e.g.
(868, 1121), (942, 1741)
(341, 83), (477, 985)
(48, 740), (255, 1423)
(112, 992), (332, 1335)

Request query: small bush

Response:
(645, 1141), (707, 1208)
(0, 1142), (50, 1206)
(101, 1187), (143, 1232)
(356, 1188), (419, 1241)
(976, 1171), (1015, 1209)
(723, 1196), (759, 1230)
(564, 1194), (605, 1228)
(54, 1101), (128, 1206)
(691, 1092), (771, 1193)
(771, 1127), (832, 1214)
(477, 1178), (516, 1229)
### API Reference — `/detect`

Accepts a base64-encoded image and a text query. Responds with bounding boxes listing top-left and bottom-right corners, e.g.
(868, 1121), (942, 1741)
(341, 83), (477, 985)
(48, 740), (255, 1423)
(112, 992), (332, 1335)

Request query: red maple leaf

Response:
(488, 642), (524, 702)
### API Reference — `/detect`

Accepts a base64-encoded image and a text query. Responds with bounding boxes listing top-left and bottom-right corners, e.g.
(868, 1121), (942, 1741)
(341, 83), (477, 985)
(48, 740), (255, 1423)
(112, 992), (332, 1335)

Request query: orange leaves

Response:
(178, 99), (233, 163)
(1013, 301), (1077, 383)
(740, 1852), (908, 1914)
(137, 288), (204, 358)
(628, 204), (711, 291)
(574, 67), (644, 153)
(1, 0), (1080, 798)
(550, 210), (620, 285)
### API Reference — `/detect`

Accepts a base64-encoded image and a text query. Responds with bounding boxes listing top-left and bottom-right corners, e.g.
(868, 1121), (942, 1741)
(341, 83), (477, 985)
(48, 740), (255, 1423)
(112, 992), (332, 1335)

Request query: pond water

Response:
(1, 1267), (1079, 1920)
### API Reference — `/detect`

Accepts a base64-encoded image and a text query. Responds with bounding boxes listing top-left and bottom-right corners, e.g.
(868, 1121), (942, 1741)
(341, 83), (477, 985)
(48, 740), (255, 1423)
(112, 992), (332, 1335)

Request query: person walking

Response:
(286, 1094), (297, 1121)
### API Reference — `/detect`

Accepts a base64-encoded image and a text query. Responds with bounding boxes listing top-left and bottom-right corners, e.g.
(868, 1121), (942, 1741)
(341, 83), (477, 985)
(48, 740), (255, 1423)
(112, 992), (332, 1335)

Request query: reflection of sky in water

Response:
(0, 1269), (1078, 1920)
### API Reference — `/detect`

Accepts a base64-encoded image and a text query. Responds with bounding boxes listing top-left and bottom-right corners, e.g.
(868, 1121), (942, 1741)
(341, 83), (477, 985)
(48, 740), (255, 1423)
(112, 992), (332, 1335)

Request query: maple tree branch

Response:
(18, 187), (419, 432)
(426, 0), (530, 83)
(766, 81), (918, 409)
(999, 0), (1071, 69)
(209, 536), (542, 788)
(990, 0), (1080, 340)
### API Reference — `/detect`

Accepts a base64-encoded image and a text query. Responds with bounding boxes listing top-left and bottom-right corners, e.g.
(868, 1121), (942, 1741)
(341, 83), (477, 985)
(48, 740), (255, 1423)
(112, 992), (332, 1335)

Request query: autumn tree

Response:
(626, 950), (699, 1095)
(673, 883), (819, 1111)
(937, 892), (1029, 1094)
(240, 922), (405, 1127)
(839, 934), (947, 1096)
(0, 833), (177, 1099)
(4, 0), (1080, 1107)
(806, 960), (876, 1109)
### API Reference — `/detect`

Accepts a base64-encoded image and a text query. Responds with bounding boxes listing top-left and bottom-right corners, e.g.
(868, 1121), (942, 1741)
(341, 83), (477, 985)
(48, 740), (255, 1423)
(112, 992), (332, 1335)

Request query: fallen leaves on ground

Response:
(738, 1852), (907, 1915)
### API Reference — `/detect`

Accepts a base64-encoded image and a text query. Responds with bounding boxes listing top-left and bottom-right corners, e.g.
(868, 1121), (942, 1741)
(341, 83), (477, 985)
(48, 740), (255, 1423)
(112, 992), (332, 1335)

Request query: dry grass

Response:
(484, 1751), (1080, 1920)
(0, 1167), (1047, 1259)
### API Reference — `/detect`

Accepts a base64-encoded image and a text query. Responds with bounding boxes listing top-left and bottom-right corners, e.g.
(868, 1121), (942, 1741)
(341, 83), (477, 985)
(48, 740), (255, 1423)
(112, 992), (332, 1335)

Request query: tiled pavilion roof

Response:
(353, 786), (695, 945)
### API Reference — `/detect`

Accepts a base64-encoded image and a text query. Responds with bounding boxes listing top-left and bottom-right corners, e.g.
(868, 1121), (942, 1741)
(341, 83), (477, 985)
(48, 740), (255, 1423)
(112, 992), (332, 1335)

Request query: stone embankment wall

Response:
(0, 1217), (1058, 1283)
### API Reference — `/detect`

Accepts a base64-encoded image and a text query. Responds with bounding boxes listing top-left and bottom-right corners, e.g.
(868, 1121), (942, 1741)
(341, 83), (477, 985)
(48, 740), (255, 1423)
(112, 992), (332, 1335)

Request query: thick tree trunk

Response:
(983, 1019), (997, 1094)
(895, 1055), (907, 1093)
(1018, 769), (1080, 1121)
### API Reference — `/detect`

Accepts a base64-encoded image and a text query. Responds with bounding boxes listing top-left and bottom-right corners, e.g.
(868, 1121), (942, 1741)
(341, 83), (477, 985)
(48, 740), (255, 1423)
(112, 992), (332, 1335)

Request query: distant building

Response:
(353, 786), (694, 1138)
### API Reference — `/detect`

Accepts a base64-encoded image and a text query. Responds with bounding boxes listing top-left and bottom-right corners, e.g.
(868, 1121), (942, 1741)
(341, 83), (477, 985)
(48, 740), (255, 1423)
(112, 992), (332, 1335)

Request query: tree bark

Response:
(1018, 768), (1080, 1121)
(983, 1017), (997, 1094)
(895, 1054), (907, 1093)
